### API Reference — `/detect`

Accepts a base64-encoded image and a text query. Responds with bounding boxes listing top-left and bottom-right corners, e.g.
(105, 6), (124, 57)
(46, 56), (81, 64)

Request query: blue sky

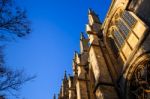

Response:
(4, 0), (111, 99)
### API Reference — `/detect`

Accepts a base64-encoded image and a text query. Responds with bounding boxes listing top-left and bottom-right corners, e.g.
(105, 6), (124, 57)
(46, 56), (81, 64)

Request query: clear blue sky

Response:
(4, 0), (111, 99)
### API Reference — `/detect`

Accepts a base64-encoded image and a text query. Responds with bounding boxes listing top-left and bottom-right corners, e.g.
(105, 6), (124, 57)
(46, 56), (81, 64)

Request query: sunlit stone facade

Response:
(56, 0), (150, 99)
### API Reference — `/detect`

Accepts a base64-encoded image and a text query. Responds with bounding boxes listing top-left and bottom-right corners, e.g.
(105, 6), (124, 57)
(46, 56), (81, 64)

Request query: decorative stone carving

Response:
(129, 61), (150, 99)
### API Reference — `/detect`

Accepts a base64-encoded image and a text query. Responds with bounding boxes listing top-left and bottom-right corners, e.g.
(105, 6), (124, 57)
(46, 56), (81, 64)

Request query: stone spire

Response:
(86, 8), (103, 40)
(53, 94), (56, 99)
(88, 8), (101, 25)
(80, 32), (85, 40)
(64, 70), (67, 80)
(61, 70), (69, 99)
(72, 51), (79, 75)
(80, 32), (89, 53)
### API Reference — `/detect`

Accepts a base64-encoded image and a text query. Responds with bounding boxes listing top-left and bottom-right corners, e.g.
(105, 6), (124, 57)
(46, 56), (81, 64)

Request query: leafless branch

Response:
(0, 0), (31, 41)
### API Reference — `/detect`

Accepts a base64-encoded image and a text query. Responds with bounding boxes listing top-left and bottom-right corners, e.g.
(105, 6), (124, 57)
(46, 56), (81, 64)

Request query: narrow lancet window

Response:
(117, 20), (130, 37)
(122, 11), (137, 28)
(113, 29), (125, 48)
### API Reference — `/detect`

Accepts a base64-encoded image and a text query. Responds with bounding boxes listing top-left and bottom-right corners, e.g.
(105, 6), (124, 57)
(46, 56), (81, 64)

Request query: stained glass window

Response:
(111, 11), (137, 50)
(113, 29), (125, 48)
(117, 20), (130, 37)
(122, 11), (137, 28)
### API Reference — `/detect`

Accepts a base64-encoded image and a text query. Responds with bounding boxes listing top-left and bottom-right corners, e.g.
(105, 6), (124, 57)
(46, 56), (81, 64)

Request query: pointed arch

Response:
(125, 53), (150, 99)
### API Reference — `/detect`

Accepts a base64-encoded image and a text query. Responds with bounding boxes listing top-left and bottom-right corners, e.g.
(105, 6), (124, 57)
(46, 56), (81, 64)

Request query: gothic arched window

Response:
(116, 19), (130, 37)
(112, 29), (125, 49)
(108, 37), (119, 57)
(128, 61), (150, 99)
(122, 11), (137, 28)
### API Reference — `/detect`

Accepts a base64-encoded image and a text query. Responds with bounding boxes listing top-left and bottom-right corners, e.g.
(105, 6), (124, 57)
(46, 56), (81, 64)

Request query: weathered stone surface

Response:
(57, 0), (150, 99)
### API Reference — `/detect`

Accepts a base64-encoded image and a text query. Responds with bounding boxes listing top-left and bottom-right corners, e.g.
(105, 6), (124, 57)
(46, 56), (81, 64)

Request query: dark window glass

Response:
(122, 11), (137, 28)
(117, 20), (130, 37)
(109, 37), (119, 56)
(113, 29), (125, 48)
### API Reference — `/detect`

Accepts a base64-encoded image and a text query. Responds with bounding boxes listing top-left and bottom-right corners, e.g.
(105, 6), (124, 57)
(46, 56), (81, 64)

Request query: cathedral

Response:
(56, 0), (150, 99)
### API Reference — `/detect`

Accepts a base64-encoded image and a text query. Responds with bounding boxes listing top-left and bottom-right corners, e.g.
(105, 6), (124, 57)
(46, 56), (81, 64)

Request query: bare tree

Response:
(0, 47), (36, 98)
(0, 67), (36, 96)
(0, 0), (34, 98)
(0, 0), (31, 40)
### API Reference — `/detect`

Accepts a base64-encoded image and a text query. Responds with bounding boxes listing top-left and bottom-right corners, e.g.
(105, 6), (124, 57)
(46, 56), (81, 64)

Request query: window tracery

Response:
(129, 61), (150, 99)
(122, 11), (137, 28)
(113, 29), (125, 48)
(116, 20), (130, 37)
